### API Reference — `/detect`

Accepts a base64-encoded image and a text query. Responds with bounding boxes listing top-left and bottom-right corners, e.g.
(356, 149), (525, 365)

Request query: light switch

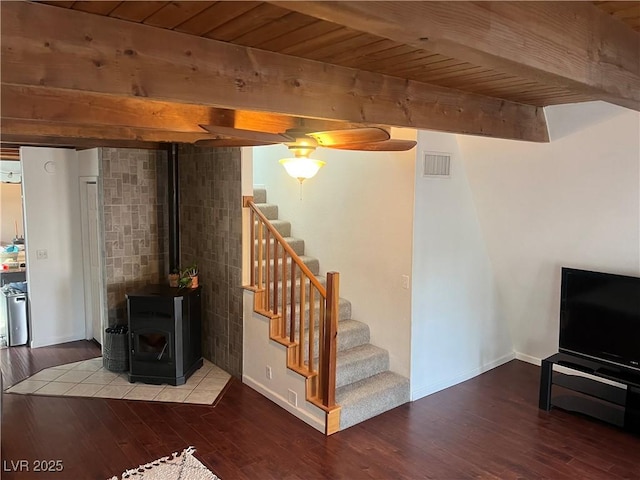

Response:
(36, 249), (48, 260)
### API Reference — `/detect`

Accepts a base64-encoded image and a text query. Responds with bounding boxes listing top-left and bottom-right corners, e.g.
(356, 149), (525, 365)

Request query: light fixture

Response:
(279, 157), (325, 183)
(279, 138), (325, 184)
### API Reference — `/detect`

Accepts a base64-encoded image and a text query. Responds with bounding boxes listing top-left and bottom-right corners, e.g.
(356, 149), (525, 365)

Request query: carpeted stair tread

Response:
(337, 320), (370, 351)
(285, 297), (352, 328)
(255, 203), (278, 220)
(336, 344), (389, 388)
(336, 371), (410, 430)
(266, 219), (291, 237)
(261, 255), (320, 276)
(255, 237), (305, 257)
(253, 188), (267, 204)
(302, 320), (370, 361)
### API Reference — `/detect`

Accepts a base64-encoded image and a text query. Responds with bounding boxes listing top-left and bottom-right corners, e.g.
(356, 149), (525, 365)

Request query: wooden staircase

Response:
(244, 188), (409, 434)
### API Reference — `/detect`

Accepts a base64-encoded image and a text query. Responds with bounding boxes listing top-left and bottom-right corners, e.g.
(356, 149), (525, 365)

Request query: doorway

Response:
(79, 178), (104, 346)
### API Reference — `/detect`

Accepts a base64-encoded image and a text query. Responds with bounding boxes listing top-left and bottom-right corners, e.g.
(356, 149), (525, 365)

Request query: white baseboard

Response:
(242, 374), (325, 433)
(411, 351), (516, 401)
(514, 352), (542, 366)
(30, 332), (85, 349)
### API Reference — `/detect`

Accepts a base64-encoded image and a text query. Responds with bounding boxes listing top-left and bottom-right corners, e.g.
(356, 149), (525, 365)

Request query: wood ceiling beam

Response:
(0, 84), (359, 138)
(1, 1), (548, 142)
(274, 1), (640, 111)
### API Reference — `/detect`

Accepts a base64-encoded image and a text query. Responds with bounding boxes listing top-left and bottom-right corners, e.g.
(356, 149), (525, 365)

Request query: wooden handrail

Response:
(246, 200), (340, 433)
(250, 203), (326, 295)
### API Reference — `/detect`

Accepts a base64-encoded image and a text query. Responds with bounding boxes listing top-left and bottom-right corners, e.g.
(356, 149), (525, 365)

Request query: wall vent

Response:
(423, 152), (451, 177)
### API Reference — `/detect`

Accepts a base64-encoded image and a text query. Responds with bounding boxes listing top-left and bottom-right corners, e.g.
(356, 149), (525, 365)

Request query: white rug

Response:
(108, 447), (220, 480)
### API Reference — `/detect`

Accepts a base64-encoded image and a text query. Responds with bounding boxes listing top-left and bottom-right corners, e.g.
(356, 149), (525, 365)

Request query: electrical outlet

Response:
(36, 249), (48, 260)
(287, 389), (297, 407)
(265, 365), (272, 380)
(401, 275), (410, 289)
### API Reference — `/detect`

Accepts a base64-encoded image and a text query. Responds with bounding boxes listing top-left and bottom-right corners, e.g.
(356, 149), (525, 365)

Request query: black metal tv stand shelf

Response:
(539, 352), (640, 434)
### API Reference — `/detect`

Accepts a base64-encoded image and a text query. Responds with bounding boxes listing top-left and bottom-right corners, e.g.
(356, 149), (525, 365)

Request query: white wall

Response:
(410, 132), (514, 400)
(0, 181), (23, 244)
(21, 147), (87, 348)
(458, 102), (640, 364)
(242, 290), (325, 432)
(252, 129), (415, 377)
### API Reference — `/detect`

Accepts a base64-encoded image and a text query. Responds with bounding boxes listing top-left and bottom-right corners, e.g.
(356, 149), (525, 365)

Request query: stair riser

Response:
(255, 204), (278, 220)
(255, 220), (291, 237)
(338, 381), (410, 430)
(336, 351), (389, 388)
(301, 321), (370, 361)
(253, 189), (267, 204)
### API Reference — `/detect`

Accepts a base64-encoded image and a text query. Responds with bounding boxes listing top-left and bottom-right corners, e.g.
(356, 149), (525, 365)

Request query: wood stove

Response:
(126, 284), (203, 386)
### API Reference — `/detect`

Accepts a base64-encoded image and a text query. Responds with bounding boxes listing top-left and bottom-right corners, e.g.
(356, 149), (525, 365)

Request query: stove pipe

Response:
(167, 143), (180, 273)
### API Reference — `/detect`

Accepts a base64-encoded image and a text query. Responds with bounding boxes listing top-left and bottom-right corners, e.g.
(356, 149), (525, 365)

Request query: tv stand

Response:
(539, 353), (640, 434)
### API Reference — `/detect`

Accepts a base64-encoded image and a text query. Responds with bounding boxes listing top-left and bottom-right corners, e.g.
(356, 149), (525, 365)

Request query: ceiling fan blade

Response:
(199, 125), (292, 144)
(307, 127), (389, 147)
(194, 138), (274, 148)
(328, 139), (417, 152)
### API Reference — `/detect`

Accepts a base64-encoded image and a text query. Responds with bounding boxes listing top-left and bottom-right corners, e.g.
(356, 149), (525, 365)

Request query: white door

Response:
(80, 179), (103, 345)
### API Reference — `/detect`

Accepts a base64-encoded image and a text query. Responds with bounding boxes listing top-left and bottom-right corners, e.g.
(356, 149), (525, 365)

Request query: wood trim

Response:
(321, 272), (339, 409)
(275, 1), (640, 111)
(1, 1), (549, 142)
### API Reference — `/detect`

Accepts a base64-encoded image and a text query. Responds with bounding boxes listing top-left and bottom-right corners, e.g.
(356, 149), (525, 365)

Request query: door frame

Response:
(79, 176), (105, 347)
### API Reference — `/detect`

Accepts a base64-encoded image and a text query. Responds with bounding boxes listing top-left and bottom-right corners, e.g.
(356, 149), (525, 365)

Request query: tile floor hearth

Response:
(5, 357), (231, 404)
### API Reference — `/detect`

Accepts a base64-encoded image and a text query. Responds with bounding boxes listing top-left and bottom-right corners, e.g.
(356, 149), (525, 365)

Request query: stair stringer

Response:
(242, 288), (328, 434)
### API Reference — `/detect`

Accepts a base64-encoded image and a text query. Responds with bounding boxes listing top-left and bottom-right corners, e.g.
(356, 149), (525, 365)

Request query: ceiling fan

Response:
(195, 125), (417, 155)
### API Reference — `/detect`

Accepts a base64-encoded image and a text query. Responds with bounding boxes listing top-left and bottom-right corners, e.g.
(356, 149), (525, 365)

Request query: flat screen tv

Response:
(559, 267), (640, 373)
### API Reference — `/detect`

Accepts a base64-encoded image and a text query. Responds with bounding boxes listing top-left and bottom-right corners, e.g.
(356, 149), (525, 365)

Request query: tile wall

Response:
(178, 145), (243, 378)
(99, 148), (168, 326)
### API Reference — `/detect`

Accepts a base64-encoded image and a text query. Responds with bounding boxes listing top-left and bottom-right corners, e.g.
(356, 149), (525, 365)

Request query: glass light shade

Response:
(279, 157), (325, 182)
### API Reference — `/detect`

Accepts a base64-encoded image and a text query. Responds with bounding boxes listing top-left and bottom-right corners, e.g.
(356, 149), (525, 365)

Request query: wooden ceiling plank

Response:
(1, 1), (549, 142)
(274, 1), (640, 110)
(313, 33), (383, 64)
(234, 12), (318, 48)
(279, 27), (360, 57)
(39, 1), (76, 8)
(296, 31), (367, 61)
(257, 19), (342, 51)
(109, 1), (169, 23)
(204, 3), (290, 43)
(143, 2), (216, 30)
(320, 38), (397, 65)
(174, 2), (261, 37)
(70, 1), (123, 16)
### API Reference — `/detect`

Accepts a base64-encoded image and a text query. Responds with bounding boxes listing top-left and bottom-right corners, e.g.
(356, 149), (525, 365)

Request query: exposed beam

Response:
(0, 84), (355, 136)
(0, 135), (163, 150)
(0, 118), (213, 145)
(0, 1), (549, 142)
(274, 1), (640, 111)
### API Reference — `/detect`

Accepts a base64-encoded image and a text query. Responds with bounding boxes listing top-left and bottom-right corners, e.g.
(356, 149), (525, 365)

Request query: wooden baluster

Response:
(265, 229), (271, 311)
(299, 275), (306, 368)
(257, 221), (264, 291)
(273, 242), (279, 316)
(289, 261), (296, 343)
(321, 272), (339, 408)
(309, 287), (315, 373)
(318, 294), (326, 400)
(250, 208), (255, 286)
(281, 251), (287, 338)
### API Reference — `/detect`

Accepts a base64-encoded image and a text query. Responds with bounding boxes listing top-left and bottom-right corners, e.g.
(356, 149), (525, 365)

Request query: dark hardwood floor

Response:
(2, 342), (639, 479)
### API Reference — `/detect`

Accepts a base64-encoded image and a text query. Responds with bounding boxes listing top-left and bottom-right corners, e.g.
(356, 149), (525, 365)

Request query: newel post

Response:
(322, 271), (339, 408)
